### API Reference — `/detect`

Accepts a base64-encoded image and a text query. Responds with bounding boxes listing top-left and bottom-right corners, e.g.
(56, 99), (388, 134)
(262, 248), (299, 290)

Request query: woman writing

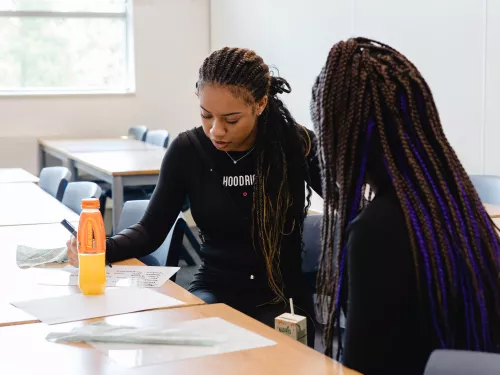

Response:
(312, 37), (500, 374)
(67, 47), (321, 346)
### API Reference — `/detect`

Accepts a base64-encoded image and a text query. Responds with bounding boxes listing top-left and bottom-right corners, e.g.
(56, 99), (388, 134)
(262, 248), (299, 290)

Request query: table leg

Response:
(37, 145), (46, 173)
(112, 176), (124, 234)
(67, 159), (77, 181)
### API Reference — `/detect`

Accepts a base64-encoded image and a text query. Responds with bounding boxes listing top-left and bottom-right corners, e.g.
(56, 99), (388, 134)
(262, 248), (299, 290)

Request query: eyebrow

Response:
(200, 106), (242, 117)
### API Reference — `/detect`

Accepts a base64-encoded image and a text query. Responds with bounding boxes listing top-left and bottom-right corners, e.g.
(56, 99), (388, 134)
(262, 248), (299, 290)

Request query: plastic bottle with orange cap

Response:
(77, 198), (106, 295)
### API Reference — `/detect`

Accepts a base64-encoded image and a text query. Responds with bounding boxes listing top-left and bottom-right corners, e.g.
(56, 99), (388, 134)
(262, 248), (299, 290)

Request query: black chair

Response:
(302, 214), (322, 294)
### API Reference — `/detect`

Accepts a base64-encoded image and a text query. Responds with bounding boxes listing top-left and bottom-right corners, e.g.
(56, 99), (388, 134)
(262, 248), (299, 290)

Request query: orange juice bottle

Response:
(77, 198), (106, 295)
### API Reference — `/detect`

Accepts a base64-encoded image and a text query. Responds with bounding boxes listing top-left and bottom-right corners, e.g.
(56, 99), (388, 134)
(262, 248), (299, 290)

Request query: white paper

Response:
(24, 266), (179, 288)
(10, 288), (185, 325)
(87, 317), (276, 368)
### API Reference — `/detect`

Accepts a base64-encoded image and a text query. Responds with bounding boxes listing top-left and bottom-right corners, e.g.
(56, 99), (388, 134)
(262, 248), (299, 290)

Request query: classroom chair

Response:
(145, 129), (169, 148)
(424, 350), (500, 375)
(469, 175), (500, 205)
(302, 214), (322, 294)
(62, 181), (102, 214)
(128, 125), (148, 141)
(179, 198), (201, 256)
(116, 200), (196, 272)
(302, 213), (346, 349)
(38, 166), (71, 201)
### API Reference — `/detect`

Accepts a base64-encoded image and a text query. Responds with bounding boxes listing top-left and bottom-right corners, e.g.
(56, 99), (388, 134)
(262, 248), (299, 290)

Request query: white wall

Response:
(485, 0), (500, 175)
(0, 0), (210, 173)
(211, 0), (500, 211)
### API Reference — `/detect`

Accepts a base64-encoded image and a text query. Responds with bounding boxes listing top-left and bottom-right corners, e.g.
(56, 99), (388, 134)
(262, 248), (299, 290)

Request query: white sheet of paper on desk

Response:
(87, 317), (276, 368)
(25, 266), (179, 288)
(10, 287), (185, 325)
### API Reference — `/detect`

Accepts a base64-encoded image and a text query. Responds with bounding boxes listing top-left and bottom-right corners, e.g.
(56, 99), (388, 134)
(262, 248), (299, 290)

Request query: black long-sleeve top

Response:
(343, 187), (436, 375)
(106, 126), (322, 291)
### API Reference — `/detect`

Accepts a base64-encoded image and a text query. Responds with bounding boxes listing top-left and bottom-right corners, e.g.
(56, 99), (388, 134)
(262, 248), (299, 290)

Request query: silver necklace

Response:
(225, 147), (255, 164)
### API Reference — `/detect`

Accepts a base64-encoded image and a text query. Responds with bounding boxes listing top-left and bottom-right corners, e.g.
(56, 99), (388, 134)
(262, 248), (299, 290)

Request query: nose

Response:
(210, 119), (226, 139)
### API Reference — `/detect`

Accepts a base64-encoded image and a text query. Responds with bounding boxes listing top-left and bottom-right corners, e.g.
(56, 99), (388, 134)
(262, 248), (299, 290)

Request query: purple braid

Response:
(401, 94), (458, 288)
(405, 195), (445, 347)
(455, 175), (492, 349)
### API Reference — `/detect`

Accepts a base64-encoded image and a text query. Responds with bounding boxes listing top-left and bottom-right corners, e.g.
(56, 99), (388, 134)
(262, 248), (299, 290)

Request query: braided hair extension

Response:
(311, 38), (500, 358)
(197, 47), (313, 301)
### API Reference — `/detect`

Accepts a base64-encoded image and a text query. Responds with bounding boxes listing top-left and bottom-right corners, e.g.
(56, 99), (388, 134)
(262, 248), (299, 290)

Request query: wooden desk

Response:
(0, 182), (78, 226)
(484, 203), (500, 218)
(0, 223), (203, 327)
(0, 168), (39, 183)
(0, 304), (360, 375)
(71, 149), (166, 232)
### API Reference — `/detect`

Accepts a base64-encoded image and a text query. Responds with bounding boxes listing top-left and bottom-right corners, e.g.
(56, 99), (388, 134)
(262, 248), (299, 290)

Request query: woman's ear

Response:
(256, 96), (268, 116)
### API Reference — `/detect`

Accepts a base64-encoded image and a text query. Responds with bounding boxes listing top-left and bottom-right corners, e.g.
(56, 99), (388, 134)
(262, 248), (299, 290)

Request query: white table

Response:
(0, 183), (78, 226)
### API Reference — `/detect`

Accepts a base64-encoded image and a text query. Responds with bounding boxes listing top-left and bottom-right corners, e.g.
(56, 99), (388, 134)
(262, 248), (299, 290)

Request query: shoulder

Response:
(167, 127), (203, 153)
(174, 127), (202, 146)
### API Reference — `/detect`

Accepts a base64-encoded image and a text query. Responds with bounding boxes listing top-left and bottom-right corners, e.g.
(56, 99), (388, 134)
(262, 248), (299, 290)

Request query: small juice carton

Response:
(274, 299), (307, 345)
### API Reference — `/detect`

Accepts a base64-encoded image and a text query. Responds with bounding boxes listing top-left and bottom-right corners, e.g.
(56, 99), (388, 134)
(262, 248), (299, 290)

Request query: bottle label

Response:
(78, 214), (105, 255)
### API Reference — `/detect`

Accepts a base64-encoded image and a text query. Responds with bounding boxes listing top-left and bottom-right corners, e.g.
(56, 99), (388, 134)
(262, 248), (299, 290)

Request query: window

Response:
(0, 0), (135, 95)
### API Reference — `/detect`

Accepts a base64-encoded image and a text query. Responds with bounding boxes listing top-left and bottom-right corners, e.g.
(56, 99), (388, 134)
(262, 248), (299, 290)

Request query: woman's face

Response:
(198, 84), (266, 152)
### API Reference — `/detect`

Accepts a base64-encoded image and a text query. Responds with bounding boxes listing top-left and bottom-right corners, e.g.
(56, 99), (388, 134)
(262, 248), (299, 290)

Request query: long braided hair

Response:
(197, 47), (313, 301)
(311, 38), (500, 358)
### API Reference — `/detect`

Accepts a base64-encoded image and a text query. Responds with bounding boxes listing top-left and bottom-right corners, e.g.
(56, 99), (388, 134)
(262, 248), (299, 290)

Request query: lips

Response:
(212, 140), (230, 149)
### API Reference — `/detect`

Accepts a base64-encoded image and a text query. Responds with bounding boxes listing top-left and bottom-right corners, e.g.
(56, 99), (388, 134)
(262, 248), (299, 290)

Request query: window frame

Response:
(0, 0), (136, 96)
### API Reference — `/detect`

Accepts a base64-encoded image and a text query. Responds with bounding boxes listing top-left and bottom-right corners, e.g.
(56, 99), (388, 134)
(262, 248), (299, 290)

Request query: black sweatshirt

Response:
(343, 188), (435, 375)
(106, 126), (322, 291)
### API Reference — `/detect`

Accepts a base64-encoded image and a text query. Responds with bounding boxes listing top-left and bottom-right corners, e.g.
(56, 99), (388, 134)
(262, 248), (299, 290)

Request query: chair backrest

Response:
(424, 350), (500, 375)
(128, 125), (148, 141)
(117, 200), (183, 268)
(145, 129), (169, 148)
(469, 175), (500, 205)
(62, 182), (102, 214)
(302, 214), (322, 274)
(38, 166), (71, 201)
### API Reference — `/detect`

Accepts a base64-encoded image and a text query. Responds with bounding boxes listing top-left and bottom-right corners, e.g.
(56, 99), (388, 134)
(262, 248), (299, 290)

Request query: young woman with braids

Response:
(311, 37), (500, 374)
(66, 47), (322, 345)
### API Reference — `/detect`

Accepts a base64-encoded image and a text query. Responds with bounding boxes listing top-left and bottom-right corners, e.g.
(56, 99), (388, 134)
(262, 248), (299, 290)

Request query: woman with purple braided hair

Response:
(311, 37), (500, 374)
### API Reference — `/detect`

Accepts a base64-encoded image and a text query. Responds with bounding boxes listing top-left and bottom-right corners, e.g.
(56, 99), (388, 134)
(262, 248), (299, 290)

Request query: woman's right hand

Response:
(66, 235), (79, 267)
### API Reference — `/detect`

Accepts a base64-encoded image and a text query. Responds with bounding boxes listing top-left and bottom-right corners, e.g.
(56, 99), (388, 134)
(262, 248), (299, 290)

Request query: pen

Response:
(60, 219), (112, 268)
(60, 219), (77, 237)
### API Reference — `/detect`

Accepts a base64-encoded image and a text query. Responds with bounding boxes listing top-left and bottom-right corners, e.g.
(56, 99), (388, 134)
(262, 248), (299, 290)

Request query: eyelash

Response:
(200, 114), (239, 125)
